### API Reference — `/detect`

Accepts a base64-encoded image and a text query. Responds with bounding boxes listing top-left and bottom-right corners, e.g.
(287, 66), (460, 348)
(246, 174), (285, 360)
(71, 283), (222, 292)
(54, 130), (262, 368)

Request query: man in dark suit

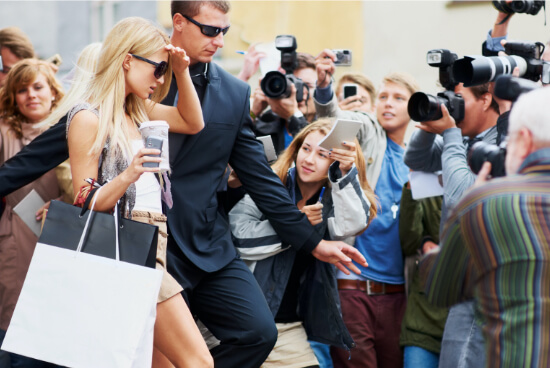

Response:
(0, 1), (367, 366)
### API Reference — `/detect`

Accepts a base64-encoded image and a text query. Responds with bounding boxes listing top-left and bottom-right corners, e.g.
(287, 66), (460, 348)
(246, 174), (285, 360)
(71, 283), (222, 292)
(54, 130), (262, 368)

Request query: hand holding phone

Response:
(143, 136), (163, 168)
(342, 83), (358, 99)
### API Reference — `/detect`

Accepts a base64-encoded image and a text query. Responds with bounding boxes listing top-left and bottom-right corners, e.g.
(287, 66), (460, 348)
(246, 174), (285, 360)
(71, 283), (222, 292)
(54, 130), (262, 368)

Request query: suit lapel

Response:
(172, 64), (222, 165)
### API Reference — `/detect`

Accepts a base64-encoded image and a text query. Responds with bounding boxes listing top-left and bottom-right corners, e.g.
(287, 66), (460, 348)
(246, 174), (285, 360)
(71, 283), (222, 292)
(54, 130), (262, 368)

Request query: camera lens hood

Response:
(261, 71), (291, 99)
(408, 92), (443, 122)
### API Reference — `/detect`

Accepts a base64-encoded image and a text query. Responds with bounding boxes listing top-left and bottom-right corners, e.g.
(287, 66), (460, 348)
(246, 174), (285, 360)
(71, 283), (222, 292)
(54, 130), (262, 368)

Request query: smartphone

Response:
(343, 83), (358, 99)
(46, 54), (63, 67)
(332, 49), (352, 66)
(143, 136), (163, 168)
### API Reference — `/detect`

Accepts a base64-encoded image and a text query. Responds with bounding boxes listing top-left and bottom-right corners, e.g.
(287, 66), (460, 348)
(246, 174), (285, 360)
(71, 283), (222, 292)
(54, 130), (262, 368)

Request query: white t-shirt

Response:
(131, 140), (162, 213)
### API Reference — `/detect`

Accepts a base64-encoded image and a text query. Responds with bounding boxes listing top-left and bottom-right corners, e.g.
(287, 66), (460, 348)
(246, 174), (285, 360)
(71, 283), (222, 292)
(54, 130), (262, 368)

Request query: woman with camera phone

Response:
(43, 17), (212, 368)
(229, 119), (377, 367)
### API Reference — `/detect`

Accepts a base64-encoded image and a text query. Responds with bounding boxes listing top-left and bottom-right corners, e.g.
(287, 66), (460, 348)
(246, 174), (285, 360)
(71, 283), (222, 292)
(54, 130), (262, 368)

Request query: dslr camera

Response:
(407, 49), (465, 122)
(260, 35), (305, 102)
(492, 0), (545, 15)
(452, 41), (550, 86)
(467, 74), (540, 177)
(468, 141), (507, 178)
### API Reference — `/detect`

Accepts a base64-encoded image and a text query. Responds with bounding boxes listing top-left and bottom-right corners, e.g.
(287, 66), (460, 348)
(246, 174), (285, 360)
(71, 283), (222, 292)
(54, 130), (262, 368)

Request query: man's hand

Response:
(422, 240), (439, 255)
(267, 84), (299, 120)
(312, 239), (368, 275)
(301, 202), (323, 226)
(237, 44), (266, 82)
(251, 84), (268, 118)
(315, 49), (336, 89)
(473, 161), (492, 188)
(416, 104), (457, 135)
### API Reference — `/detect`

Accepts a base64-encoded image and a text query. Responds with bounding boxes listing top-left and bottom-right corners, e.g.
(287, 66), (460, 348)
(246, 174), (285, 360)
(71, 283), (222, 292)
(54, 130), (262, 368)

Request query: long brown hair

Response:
(0, 59), (64, 139)
(272, 118), (377, 222)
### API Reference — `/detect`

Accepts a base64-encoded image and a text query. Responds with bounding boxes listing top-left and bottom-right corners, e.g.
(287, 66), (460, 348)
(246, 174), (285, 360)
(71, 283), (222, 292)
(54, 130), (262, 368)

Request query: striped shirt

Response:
(425, 148), (550, 368)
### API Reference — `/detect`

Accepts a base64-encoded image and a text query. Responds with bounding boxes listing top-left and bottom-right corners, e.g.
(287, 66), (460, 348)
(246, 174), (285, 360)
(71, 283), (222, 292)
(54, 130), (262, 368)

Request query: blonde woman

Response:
(42, 17), (212, 368)
(0, 59), (64, 367)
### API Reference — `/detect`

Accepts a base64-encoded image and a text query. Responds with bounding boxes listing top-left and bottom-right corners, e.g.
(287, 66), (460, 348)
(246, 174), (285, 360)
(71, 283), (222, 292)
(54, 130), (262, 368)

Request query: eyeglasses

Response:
(130, 54), (168, 79)
(182, 15), (230, 37)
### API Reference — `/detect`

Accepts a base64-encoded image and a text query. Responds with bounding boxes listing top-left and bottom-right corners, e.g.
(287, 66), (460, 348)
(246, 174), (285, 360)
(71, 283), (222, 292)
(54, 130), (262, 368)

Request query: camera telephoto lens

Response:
(261, 71), (290, 99)
(408, 92), (443, 122)
(453, 55), (527, 87)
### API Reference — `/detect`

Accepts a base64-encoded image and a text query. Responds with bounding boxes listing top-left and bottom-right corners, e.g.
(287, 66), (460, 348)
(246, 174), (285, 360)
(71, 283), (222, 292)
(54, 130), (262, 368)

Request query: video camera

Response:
(407, 49), (465, 123)
(452, 41), (550, 87)
(260, 35), (305, 103)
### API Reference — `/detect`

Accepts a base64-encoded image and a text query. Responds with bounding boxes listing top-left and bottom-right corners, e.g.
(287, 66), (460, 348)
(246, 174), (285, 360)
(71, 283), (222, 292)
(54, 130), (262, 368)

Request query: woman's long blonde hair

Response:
(272, 118), (377, 222)
(38, 42), (103, 131)
(41, 17), (172, 160)
(0, 59), (64, 139)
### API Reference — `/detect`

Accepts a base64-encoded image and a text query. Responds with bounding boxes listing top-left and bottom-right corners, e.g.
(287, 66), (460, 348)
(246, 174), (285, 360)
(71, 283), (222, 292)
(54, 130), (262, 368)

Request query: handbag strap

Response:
(76, 187), (121, 261)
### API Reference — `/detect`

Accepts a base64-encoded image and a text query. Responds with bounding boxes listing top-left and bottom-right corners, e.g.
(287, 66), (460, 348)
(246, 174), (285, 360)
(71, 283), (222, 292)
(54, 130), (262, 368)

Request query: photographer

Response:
(314, 49), (420, 368)
(404, 82), (499, 368)
(251, 52), (317, 155)
(425, 86), (550, 368)
(335, 72), (376, 114)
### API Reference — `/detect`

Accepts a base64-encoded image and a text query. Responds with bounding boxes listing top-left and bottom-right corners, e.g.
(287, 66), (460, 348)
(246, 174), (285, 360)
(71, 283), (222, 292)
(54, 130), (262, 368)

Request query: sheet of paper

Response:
(257, 135), (277, 162)
(318, 119), (362, 150)
(256, 42), (281, 77)
(13, 189), (45, 237)
(409, 171), (444, 200)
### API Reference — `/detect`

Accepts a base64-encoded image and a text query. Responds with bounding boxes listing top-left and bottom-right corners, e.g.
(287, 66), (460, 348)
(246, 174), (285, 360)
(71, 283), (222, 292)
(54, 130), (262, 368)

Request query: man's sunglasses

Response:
(183, 15), (230, 37)
(130, 54), (168, 79)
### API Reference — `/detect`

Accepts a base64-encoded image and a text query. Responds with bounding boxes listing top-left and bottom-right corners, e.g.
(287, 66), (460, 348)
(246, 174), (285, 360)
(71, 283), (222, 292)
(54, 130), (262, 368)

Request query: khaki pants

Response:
(262, 322), (319, 368)
(131, 210), (183, 303)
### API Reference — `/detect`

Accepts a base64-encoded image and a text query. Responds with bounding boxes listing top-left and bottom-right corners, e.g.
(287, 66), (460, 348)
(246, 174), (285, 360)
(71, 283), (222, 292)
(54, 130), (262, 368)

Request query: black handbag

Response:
(39, 191), (158, 268)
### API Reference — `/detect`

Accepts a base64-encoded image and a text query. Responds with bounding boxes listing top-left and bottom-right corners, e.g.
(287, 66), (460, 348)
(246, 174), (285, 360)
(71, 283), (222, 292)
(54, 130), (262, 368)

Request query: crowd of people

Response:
(0, 1), (549, 368)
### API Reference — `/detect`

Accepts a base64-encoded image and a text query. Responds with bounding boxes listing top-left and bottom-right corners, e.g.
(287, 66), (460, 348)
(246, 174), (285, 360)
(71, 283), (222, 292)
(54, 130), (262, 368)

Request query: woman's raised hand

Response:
(166, 44), (190, 75)
(121, 147), (162, 184)
(329, 141), (356, 176)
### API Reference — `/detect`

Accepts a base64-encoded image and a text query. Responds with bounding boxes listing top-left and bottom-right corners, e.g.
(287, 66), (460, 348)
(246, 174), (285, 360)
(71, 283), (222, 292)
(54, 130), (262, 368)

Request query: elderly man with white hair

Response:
(424, 86), (550, 368)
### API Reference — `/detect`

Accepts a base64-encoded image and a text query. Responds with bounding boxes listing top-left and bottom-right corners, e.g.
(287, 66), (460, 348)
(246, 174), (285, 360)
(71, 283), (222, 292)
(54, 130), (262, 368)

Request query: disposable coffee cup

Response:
(139, 120), (169, 172)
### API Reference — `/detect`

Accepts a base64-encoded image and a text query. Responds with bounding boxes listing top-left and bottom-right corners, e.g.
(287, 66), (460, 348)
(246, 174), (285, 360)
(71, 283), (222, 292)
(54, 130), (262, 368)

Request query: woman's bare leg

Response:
(154, 294), (214, 368)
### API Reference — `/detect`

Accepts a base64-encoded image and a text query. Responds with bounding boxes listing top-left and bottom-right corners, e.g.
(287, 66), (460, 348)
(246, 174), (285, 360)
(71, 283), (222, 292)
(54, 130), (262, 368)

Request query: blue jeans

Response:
(0, 329), (62, 368)
(404, 346), (439, 368)
(309, 341), (333, 368)
(438, 301), (486, 368)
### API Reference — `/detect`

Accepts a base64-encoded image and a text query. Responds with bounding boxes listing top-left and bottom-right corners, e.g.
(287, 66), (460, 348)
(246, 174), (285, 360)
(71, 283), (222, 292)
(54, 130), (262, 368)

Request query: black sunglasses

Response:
(183, 15), (230, 37)
(130, 54), (168, 79)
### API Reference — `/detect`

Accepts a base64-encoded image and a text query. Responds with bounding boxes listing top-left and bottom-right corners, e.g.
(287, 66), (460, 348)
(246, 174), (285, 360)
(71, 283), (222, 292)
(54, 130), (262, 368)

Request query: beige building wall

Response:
(159, 0), (548, 94)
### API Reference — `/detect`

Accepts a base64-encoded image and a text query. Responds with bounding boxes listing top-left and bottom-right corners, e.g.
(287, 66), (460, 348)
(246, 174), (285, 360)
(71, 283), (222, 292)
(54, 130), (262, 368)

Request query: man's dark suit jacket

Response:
(0, 63), (321, 272)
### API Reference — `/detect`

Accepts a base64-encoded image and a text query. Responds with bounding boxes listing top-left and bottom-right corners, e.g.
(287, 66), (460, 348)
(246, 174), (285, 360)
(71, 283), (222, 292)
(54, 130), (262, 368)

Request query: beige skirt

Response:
(131, 210), (183, 303)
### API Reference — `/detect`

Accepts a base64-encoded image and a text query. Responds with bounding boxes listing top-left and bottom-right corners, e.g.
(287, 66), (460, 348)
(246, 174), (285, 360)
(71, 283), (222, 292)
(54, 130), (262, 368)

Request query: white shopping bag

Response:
(2, 244), (162, 368)
(2, 189), (162, 368)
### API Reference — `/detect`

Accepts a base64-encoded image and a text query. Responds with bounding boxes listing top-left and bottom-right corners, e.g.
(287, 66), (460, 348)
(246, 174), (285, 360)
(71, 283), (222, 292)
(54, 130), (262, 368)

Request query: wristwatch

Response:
(290, 110), (304, 120)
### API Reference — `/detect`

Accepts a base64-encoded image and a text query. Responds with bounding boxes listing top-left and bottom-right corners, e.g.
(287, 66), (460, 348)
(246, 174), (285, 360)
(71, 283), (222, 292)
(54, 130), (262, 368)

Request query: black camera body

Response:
(453, 41), (550, 86)
(408, 49), (465, 123)
(492, 0), (545, 15)
(408, 90), (465, 123)
(260, 35), (305, 103)
(468, 141), (507, 178)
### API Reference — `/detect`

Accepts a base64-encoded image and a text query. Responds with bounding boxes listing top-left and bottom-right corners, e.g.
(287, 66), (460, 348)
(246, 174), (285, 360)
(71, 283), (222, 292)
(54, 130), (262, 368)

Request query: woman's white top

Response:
(131, 139), (162, 213)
